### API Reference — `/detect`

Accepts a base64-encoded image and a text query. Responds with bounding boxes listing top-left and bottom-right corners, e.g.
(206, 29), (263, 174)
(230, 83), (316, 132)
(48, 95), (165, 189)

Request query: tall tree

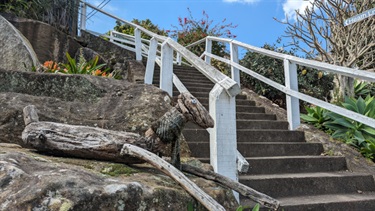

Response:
(113, 19), (167, 40)
(277, 0), (375, 102)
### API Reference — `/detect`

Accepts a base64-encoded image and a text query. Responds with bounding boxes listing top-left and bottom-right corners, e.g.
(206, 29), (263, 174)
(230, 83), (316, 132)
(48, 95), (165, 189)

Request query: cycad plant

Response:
(301, 106), (330, 130)
(323, 96), (375, 149)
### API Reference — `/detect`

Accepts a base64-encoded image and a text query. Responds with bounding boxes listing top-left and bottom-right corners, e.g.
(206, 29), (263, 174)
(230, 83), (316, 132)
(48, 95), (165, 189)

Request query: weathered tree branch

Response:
(120, 143), (226, 211)
(181, 164), (280, 210)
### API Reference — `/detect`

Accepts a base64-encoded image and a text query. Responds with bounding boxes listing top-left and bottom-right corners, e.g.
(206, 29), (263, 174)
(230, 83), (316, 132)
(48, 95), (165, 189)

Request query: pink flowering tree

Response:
(169, 8), (237, 73)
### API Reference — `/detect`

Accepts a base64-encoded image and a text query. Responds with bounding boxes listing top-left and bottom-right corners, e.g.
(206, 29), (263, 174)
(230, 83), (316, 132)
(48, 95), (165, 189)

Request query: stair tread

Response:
(279, 192), (375, 206)
(244, 155), (343, 160)
(239, 171), (369, 180)
(184, 128), (300, 131)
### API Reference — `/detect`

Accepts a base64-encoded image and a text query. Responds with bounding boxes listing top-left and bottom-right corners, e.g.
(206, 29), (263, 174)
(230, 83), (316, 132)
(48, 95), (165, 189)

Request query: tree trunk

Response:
(332, 74), (354, 103)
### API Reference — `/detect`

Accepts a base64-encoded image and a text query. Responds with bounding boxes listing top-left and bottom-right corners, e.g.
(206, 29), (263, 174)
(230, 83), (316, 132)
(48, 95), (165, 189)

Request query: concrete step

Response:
(239, 172), (375, 198)
(238, 142), (324, 157)
(154, 68), (204, 75)
(172, 86), (212, 93)
(236, 112), (276, 120)
(185, 120), (288, 130)
(183, 129), (306, 143)
(171, 98), (256, 107)
(153, 77), (214, 85)
(241, 192), (375, 211)
(278, 193), (375, 211)
(236, 105), (265, 113)
(236, 120), (289, 130)
(172, 91), (247, 99)
(243, 156), (348, 175)
(188, 142), (323, 157)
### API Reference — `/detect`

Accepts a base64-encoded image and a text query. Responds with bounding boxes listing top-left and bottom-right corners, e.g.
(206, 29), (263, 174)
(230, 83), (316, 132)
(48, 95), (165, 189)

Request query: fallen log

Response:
(181, 164), (280, 210)
(120, 143), (226, 211)
(22, 105), (166, 164)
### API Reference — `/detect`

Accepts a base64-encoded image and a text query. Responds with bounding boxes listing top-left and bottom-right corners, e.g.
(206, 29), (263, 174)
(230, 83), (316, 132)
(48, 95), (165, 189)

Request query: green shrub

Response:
(40, 52), (116, 78)
(236, 204), (259, 211)
(354, 80), (375, 99)
(302, 95), (375, 160)
(324, 96), (375, 149)
(240, 43), (334, 107)
(300, 106), (330, 130)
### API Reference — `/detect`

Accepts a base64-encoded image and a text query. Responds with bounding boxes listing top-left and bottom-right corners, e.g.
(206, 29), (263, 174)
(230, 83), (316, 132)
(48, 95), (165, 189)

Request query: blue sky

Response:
(84, 0), (311, 50)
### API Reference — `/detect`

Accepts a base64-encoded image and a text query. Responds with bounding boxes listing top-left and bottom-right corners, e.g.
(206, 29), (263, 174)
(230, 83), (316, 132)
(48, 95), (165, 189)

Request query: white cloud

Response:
(282, 0), (314, 21)
(223, 0), (261, 4)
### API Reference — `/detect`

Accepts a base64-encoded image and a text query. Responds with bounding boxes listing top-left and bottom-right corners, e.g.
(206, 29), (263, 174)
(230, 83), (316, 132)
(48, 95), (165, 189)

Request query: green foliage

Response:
(40, 52), (116, 78)
(236, 204), (259, 211)
(187, 201), (194, 211)
(300, 106), (330, 130)
(323, 96), (375, 158)
(100, 164), (138, 177)
(354, 80), (375, 99)
(114, 19), (167, 40)
(62, 52), (107, 75)
(0, 0), (78, 34)
(240, 42), (334, 107)
(0, 0), (30, 17)
(302, 94), (375, 160)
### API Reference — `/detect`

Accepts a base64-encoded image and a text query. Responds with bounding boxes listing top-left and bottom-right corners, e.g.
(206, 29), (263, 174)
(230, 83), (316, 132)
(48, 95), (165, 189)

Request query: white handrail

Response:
(201, 36), (375, 129)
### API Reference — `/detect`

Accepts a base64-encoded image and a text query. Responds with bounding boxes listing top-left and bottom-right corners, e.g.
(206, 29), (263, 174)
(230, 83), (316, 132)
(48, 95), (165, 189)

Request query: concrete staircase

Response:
(153, 66), (375, 210)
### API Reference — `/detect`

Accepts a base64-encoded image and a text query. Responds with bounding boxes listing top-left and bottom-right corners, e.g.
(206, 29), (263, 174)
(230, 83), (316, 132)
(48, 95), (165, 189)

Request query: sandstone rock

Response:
(1, 13), (81, 64)
(0, 68), (191, 157)
(0, 68), (170, 147)
(0, 145), (238, 210)
(0, 15), (40, 71)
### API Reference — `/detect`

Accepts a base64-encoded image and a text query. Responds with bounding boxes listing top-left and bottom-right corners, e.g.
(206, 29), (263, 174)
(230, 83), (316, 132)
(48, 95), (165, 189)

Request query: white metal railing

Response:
(79, 1), (244, 189)
(188, 36), (375, 130)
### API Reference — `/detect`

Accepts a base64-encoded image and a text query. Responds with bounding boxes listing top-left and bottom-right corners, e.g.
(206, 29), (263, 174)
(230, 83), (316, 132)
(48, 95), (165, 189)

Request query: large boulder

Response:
(0, 144), (238, 210)
(0, 15), (40, 71)
(0, 68), (171, 146)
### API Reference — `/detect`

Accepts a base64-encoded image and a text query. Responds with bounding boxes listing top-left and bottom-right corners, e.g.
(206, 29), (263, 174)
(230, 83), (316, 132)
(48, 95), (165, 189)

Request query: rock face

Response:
(1, 13), (81, 64)
(0, 68), (171, 147)
(0, 15), (40, 71)
(0, 144), (238, 210)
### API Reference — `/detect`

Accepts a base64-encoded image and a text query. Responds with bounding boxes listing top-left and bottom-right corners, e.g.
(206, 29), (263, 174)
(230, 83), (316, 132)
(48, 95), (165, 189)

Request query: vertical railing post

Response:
(109, 31), (114, 42)
(79, 1), (87, 35)
(284, 59), (300, 130)
(205, 38), (212, 65)
(230, 42), (240, 86)
(160, 41), (174, 96)
(145, 37), (158, 84)
(134, 28), (142, 61)
(208, 84), (238, 200)
(176, 52), (182, 66)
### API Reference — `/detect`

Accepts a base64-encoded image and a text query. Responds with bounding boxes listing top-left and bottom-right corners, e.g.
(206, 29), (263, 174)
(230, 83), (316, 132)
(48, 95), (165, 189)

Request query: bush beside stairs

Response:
(152, 65), (375, 210)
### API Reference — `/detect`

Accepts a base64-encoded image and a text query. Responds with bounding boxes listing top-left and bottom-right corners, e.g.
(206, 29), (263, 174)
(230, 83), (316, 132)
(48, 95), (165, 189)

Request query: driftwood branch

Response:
(181, 164), (280, 210)
(120, 144), (226, 211)
(22, 106), (166, 164)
